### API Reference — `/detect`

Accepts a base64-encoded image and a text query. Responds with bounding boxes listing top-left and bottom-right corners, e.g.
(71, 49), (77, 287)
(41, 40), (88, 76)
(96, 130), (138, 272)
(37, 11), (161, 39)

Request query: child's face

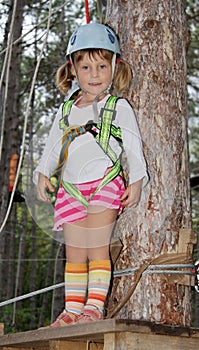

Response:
(72, 52), (112, 98)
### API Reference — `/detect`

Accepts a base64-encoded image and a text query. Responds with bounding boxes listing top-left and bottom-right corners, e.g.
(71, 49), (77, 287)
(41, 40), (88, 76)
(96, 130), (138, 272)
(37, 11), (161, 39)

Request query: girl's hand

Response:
(120, 179), (143, 208)
(37, 173), (54, 202)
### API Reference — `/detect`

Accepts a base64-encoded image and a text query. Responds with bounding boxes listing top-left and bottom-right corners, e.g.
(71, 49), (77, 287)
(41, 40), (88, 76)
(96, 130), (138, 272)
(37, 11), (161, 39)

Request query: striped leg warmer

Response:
(65, 262), (88, 315)
(85, 259), (111, 312)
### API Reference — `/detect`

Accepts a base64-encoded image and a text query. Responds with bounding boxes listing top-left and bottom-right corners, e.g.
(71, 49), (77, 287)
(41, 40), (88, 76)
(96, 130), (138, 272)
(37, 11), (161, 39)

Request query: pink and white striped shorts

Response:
(53, 173), (125, 230)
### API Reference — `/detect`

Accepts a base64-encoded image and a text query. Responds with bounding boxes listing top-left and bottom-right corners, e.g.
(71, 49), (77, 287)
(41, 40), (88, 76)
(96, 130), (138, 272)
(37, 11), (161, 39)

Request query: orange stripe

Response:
(66, 296), (85, 303)
(87, 294), (106, 302)
(65, 269), (88, 273)
(65, 263), (88, 274)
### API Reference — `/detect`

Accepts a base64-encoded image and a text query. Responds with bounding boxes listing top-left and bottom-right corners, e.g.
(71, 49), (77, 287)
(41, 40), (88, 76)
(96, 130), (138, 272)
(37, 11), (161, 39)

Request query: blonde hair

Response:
(56, 49), (132, 96)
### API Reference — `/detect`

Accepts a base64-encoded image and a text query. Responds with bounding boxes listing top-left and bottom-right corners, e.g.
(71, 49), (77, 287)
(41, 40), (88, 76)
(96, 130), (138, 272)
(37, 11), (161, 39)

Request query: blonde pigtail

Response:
(56, 63), (74, 95)
(114, 59), (132, 94)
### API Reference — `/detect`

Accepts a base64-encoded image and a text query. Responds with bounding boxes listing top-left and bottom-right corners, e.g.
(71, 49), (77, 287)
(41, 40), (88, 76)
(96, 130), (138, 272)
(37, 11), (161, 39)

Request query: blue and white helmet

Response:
(66, 23), (121, 58)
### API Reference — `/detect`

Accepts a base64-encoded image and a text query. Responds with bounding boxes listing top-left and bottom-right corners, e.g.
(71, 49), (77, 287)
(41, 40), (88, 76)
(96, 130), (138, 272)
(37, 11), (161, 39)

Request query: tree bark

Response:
(0, 0), (25, 222)
(0, 0), (25, 303)
(106, 0), (192, 326)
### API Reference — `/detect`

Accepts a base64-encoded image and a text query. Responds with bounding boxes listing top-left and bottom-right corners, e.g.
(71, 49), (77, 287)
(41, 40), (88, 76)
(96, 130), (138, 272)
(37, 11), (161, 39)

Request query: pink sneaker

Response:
(50, 310), (79, 327)
(78, 307), (104, 323)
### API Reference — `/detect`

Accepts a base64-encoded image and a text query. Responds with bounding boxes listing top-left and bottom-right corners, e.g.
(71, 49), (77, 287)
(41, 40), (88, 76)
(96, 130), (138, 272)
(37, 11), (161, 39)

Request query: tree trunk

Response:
(0, 0), (25, 303)
(0, 0), (25, 222)
(106, 0), (193, 326)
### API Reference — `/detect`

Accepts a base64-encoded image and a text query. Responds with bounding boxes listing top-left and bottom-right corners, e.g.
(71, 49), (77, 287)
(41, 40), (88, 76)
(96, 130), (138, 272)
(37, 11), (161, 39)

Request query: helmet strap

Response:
(111, 53), (116, 79)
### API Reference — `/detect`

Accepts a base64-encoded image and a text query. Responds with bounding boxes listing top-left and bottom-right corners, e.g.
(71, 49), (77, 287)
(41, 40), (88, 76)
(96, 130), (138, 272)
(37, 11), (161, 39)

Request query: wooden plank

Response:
(103, 333), (116, 350)
(49, 340), (88, 350)
(176, 228), (197, 286)
(89, 342), (104, 350)
(49, 340), (103, 350)
(0, 319), (198, 349)
(113, 332), (199, 350)
(191, 328), (199, 338)
(3, 345), (49, 350)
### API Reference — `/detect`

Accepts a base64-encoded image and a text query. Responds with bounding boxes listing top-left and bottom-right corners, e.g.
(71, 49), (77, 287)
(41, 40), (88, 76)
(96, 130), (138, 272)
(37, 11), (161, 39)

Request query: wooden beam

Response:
(49, 340), (103, 350)
(107, 331), (199, 350)
(2, 348), (49, 350)
(49, 340), (88, 350)
(0, 320), (198, 349)
(104, 333), (116, 350)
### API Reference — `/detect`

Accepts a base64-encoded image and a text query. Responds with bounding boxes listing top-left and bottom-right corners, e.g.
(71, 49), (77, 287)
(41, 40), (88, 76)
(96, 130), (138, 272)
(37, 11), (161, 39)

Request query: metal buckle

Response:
(194, 259), (199, 292)
(99, 107), (116, 122)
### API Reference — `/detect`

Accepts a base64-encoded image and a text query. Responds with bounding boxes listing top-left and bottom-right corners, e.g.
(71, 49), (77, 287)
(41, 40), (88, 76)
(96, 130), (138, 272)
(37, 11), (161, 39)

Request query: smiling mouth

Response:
(89, 82), (101, 86)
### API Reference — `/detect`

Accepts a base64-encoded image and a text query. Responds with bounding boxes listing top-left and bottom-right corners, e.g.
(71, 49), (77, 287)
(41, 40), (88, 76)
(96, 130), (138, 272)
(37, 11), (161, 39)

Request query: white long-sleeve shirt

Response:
(33, 94), (148, 186)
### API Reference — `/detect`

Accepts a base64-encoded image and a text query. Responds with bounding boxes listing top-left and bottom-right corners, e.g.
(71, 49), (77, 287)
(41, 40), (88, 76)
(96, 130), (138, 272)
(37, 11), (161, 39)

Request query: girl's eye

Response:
(99, 64), (106, 69)
(82, 65), (89, 70)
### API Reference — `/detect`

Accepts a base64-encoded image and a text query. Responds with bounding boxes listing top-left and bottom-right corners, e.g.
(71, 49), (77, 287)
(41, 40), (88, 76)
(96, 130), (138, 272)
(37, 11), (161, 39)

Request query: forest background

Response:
(0, 0), (198, 333)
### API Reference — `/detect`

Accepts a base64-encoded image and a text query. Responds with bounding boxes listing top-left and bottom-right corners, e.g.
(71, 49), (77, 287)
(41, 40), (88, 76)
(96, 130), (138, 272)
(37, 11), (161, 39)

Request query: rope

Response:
(107, 263), (150, 319)
(0, 262), (196, 308)
(114, 264), (195, 277)
(0, 0), (53, 233)
(0, 282), (65, 308)
(108, 264), (195, 318)
(84, 0), (90, 23)
(107, 253), (197, 319)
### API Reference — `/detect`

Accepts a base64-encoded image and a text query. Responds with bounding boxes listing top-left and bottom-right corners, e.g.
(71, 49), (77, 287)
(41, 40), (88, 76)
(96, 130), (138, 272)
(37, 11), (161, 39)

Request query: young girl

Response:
(34, 22), (148, 326)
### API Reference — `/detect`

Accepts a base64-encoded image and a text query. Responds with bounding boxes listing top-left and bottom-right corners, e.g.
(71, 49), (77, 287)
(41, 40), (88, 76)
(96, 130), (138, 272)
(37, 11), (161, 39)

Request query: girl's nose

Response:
(91, 67), (98, 77)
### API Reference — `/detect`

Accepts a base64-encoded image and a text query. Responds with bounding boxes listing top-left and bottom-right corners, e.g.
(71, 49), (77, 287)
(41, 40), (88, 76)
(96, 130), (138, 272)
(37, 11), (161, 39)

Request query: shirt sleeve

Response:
(33, 104), (63, 185)
(116, 99), (149, 186)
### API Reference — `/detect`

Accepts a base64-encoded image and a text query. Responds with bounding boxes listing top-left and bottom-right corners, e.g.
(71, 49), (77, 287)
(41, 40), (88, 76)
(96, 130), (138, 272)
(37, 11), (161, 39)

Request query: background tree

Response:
(0, 0), (25, 323)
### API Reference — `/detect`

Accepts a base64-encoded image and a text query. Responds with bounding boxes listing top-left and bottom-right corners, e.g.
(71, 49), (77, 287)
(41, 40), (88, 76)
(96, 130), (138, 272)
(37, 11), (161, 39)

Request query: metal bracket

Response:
(99, 107), (117, 122)
(194, 259), (199, 292)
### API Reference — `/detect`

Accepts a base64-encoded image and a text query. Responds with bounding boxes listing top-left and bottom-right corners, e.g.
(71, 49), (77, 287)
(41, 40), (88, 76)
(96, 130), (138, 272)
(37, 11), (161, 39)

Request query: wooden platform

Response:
(0, 319), (199, 350)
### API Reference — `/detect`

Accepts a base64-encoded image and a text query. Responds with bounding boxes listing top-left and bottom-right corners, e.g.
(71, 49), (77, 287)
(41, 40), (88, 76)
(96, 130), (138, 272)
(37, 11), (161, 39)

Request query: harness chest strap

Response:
(51, 96), (123, 208)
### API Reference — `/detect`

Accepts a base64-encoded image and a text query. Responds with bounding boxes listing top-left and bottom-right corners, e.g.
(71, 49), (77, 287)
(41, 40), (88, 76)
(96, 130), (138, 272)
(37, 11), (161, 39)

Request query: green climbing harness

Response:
(47, 96), (123, 206)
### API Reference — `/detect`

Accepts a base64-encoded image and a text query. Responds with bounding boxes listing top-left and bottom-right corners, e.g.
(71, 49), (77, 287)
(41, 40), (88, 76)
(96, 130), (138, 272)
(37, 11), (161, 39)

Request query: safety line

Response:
(0, 258), (66, 262)
(0, 264), (196, 308)
(114, 264), (195, 277)
(84, 0), (90, 23)
(0, 282), (65, 307)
